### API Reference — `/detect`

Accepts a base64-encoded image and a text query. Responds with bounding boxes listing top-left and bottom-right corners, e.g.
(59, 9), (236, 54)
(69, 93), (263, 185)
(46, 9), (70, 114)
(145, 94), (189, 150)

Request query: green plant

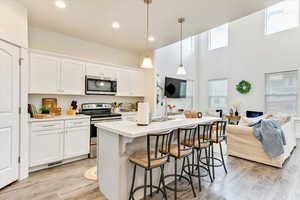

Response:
(236, 80), (251, 94)
(40, 106), (49, 114)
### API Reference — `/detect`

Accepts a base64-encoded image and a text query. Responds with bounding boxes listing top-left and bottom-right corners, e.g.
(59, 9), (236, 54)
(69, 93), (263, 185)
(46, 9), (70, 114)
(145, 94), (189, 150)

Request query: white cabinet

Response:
(64, 126), (90, 159)
(30, 121), (64, 167)
(116, 69), (145, 97)
(29, 51), (145, 96)
(29, 52), (85, 95)
(60, 59), (85, 95)
(86, 63), (116, 78)
(29, 53), (60, 94)
(116, 70), (130, 96)
(131, 71), (145, 97)
(29, 118), (90, 168)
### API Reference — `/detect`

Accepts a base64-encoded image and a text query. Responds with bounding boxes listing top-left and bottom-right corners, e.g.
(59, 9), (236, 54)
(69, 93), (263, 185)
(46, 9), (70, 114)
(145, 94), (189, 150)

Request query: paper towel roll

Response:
(137, 103), (150, 126)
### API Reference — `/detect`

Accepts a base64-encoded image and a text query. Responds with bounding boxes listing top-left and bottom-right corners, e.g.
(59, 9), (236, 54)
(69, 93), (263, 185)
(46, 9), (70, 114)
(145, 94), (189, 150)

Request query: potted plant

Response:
(40, 106), (50, 114)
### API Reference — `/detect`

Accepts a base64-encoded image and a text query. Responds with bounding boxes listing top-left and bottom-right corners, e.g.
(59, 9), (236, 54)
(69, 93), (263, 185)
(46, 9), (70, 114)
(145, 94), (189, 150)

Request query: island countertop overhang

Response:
(95, 116), (220, 138)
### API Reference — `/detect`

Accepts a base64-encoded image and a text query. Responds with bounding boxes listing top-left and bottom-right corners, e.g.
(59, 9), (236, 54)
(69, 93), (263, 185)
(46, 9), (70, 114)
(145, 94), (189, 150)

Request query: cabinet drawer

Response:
(65, 119), (90, 128)
(31, 121), (64, 132)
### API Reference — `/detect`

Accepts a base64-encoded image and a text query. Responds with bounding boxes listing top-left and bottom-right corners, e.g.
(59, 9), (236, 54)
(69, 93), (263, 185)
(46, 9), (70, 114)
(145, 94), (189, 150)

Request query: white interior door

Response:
(0, 41), (19, 189)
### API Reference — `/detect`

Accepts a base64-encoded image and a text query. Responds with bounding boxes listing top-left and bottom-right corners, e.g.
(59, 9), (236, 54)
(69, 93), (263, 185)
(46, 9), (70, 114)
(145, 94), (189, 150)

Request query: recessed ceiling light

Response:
(148, 36), (155, 42)
(55, 1), (66, 8)
(112, 22), (120, 29)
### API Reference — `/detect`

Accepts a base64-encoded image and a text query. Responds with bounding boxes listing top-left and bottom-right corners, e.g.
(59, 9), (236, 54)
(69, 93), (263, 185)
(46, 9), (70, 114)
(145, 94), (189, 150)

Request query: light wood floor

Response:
(1, 142), (300, 200)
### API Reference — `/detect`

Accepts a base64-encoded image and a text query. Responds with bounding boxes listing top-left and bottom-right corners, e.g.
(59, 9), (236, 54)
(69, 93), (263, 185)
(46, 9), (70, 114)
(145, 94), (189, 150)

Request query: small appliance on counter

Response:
(136, 102), (150, 126)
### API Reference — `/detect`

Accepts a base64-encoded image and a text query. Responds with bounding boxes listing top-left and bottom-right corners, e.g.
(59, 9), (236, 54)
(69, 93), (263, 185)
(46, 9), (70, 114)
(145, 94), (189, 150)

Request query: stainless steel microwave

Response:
(85, 75), (117, 95)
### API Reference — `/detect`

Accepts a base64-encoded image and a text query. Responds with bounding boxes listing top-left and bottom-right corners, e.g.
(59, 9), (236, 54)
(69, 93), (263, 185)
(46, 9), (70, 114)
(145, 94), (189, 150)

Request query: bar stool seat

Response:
(129, 152), (168, 168)
(203, 135), (226, 143)
(181, 140), (210, 149)
(160, 144), (193, 158)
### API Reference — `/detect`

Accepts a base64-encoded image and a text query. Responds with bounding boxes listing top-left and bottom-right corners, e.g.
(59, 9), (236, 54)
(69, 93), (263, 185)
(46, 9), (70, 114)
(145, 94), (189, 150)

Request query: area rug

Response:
(84, 166), (97, 181)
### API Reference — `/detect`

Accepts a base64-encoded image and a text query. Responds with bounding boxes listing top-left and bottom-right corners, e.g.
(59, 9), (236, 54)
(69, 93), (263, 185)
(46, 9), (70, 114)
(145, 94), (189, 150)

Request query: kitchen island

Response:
(95, 116), (219, 200)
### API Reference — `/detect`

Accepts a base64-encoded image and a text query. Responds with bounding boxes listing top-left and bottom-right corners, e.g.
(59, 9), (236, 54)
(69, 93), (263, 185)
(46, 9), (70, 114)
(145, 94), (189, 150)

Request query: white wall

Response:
(154, 37), (198, 113)
(0, 0), (28, 47)
(29, 26), (141, 67)
(198, 8), (300, 115)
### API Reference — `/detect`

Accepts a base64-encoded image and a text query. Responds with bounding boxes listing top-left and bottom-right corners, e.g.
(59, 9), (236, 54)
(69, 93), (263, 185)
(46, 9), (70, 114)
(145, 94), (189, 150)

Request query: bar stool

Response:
(201, 120), (228, 180)
(159, 127), (197, 200)
(128, 129), (174, 200)
(180, 123), (213, 192)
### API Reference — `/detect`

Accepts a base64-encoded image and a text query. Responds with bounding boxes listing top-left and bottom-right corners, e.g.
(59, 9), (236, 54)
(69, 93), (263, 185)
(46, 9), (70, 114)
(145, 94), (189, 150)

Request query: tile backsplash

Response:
(29, 94), (143, 113)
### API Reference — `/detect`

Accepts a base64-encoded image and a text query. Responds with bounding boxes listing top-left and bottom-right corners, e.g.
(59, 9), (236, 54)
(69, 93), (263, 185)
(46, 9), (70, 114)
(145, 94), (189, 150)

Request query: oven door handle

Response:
(91, 117), (122, 124)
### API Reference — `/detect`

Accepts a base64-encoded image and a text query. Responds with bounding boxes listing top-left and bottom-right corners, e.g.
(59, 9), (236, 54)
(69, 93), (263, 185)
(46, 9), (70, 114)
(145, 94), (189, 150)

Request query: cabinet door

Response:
(116, 70), (131, 96)
(30, 129), (64, 167)
(86, 63), (116, 78)
(64, 126), (90, 159)
(29, 53), (60, 94)
(60, 59), (85, 95)
(130, 71), (145, 97)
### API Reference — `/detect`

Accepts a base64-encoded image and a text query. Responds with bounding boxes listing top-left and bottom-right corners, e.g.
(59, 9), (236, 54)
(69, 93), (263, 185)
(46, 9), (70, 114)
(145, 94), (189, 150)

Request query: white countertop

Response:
(95, 116), (220, 138)
(28, 114), (90, 122)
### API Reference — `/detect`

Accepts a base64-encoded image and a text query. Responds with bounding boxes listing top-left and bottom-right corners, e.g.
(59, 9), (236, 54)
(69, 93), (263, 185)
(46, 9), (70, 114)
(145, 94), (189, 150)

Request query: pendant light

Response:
(141, 0), (153, 69)
(177, 18), (186, 75)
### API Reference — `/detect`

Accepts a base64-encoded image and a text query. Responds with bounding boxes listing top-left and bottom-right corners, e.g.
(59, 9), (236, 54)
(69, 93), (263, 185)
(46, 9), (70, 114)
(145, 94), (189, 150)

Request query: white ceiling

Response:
(18, 0), (281, 53)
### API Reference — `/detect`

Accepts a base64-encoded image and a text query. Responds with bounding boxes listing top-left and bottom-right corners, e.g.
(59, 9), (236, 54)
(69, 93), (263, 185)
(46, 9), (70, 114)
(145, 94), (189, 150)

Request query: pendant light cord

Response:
(146, 2), (149, 50)
(180, 20), (183, 66)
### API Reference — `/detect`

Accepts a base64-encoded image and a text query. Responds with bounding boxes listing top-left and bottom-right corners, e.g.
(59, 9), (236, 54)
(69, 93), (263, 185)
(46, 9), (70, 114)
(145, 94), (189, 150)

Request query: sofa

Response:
(226, 115), (296, 168)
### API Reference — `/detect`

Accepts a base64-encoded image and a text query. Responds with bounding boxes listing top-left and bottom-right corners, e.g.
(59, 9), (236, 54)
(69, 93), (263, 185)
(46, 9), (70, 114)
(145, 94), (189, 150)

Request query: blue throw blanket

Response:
(251, 119), (286, 158)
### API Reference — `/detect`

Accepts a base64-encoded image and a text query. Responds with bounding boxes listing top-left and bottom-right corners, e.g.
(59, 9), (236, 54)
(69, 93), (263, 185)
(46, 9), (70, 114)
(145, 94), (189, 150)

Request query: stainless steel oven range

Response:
(80, 103), (122, 158)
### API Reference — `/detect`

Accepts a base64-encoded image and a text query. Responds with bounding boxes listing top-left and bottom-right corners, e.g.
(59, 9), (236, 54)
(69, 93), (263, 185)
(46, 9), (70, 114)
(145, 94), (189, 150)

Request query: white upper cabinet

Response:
(60, 59), (85, 95)
(86, 63), (116, 78)
(29, 52), (85, 95)
(116, 70), (130, 96)
(131, 71), (145, 97)
(30, 53), (60, 94)
(116, 69), (145, 97)
(29, 51), (145, 97)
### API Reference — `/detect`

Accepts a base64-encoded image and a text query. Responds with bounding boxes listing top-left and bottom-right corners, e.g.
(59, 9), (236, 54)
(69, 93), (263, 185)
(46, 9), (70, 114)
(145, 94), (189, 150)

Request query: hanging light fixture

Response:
(177, 17), (186, 75)
(141, 0), (153, 69)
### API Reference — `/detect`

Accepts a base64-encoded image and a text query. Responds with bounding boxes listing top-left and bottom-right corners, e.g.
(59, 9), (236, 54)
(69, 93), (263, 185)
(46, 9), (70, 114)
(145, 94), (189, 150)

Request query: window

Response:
(265, 0), (299, 35)
(265, 71), (298, 115)
(208, 79), (228, 110)
(208, 24), (229, 50)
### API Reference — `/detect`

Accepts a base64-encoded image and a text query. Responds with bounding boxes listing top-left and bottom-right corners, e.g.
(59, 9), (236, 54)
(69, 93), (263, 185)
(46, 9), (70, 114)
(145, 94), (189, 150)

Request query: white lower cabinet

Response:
(29, 118), (90, 169)
(30, 129), (64, 167)
(64, 126), (90, 159)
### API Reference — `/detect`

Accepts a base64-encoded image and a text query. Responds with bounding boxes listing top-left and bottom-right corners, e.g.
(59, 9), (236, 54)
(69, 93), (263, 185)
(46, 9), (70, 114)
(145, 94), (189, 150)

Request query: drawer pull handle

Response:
(42, 124), (58, 127)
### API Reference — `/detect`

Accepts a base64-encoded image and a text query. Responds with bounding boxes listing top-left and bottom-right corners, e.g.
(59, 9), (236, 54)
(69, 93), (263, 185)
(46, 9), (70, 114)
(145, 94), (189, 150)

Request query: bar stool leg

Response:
(150, 169), (153, 197)
(144, 169), (148, 200)
(129, 165), (137, 200)
(192, 151), (195, 175)
(160, 165), (168, 200)
(204, 148), (213, 183)
(211, 143), (215, 180)
(219, 142), (228, 174)
(196, 150), (202, 192)
(174, 158), (178, 200)
(186, 157), (197, 197)
(179, 157), (186, 181)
